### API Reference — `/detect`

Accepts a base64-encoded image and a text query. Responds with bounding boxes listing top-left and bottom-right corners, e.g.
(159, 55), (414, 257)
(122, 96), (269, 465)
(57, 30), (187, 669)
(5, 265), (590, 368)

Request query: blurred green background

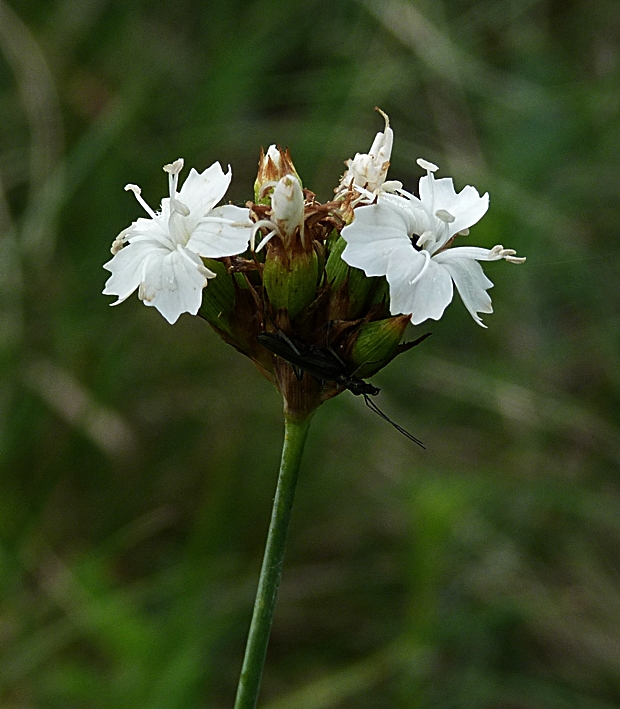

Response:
(1, 0), (620, 706)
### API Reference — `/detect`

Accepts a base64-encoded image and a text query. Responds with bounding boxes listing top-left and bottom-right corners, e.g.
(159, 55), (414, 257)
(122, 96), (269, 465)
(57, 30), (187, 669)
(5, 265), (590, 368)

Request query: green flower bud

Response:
(368, 277), (390, 309)
(348, 315), (410, 379)
(199, 258), (236, 337)
(325, 236), (377, 319)
(263, 248), (319, 320)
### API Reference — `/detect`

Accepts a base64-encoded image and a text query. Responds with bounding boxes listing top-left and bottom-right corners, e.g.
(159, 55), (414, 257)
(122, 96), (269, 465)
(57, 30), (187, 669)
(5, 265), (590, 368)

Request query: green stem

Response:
(234, 413), (313, 709)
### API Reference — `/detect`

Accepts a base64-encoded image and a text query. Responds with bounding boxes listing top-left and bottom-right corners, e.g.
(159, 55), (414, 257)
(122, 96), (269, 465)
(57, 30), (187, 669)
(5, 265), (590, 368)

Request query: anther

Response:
(416, 230), (434, 249)
(490, 245), (526, 263)
(163, 158), (184, 175)
(125, 184), (157, 218)
(435, 209), (455, 223)
(416, 158), (439, 173)
(111, 236), (126, 254)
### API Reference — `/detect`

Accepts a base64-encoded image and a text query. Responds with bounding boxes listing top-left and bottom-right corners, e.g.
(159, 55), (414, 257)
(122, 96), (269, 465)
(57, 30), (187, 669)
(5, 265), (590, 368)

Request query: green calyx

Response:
(263, 248), (319, 321)
(348, 315), (411, 379)
(325, 236), (378, 319)
(198, 259), (236, 337)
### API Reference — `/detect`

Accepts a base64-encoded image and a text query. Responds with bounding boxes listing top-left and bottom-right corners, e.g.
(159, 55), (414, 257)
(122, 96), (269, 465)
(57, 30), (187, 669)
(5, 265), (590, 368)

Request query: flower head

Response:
(103, 159), (253, 324)
(341, 159), (525, 327)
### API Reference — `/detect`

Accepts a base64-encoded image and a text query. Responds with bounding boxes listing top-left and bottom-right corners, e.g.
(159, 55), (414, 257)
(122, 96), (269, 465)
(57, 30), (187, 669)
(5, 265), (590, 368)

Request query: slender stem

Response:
(234, 413), (313, 709)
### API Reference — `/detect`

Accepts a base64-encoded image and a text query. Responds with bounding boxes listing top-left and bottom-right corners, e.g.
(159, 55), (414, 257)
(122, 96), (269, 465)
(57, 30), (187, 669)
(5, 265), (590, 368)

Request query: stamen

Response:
(489, 245), (527, 263)
(352, 183), (375, 200)
(256, 230), (278, 252)
(175, 243), (213, 278)
(125, 184), (157, 219)
(416, 158), (439, 173)
(382, 180), (403, 193)
(200, 216), (253, 228)
(250, 219), (277, 250)
(416, 230), (434, 249)
(408, 249), (432, 287)
(111, 237), (125, 254)
(198, 263), (217, 279)
(163, 158), (184, 199)
(435, 209), (455, 223)
(163, 158), (184, 175)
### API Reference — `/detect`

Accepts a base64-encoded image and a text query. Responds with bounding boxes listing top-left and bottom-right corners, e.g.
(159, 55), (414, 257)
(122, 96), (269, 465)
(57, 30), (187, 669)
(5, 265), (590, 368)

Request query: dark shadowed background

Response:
(1, 0), (620, 707)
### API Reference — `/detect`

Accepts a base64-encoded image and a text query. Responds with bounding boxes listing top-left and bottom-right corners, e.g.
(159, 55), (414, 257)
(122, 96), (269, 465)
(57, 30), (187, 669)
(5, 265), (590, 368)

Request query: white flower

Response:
(341, 159), (525, 327)
(336, 108), (402, 200)
(103, 159), (253, 324)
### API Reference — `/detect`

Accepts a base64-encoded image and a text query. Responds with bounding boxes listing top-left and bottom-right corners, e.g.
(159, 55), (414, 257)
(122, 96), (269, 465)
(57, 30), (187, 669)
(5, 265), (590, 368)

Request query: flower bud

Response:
(347, 315), (411, 379)
(271, 174), (304, 238)
(254, 145), (300, 204)
(325, 236), (377, 319)
(198, 259), (236, 337)
(263, 247), (319, 320)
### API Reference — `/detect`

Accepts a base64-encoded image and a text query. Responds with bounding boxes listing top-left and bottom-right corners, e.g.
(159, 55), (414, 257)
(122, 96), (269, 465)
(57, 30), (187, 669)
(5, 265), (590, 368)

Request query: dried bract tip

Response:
(255, 145), (300, 203)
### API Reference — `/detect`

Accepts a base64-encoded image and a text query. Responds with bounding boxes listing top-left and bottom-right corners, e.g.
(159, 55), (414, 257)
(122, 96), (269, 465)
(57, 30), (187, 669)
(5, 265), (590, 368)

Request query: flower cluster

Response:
(103, 111), (524, 415)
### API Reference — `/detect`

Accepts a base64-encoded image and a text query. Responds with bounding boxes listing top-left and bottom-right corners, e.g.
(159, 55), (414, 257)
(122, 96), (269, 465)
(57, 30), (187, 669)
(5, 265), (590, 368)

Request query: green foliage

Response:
(1, 0), (620, 706)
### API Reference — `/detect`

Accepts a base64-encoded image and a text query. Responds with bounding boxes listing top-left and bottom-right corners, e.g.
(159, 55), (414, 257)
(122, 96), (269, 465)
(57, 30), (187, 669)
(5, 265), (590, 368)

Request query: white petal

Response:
(124, 215), (172, 247)
(186, 205), (253, 258)
(141, 247), (209, 324)
(177, 162), (232, 225)
(103, 240), (167, 303)
(384, 246), (427, 314)
(341, 202), (412, 276)
(445, 185), (489, 236)
(419, 173), (449, 207)
(419, 175), (489, 237)
(433, 250), (494, 327)
(387, 254), (453, 324)
(381, 192), (434, 239)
